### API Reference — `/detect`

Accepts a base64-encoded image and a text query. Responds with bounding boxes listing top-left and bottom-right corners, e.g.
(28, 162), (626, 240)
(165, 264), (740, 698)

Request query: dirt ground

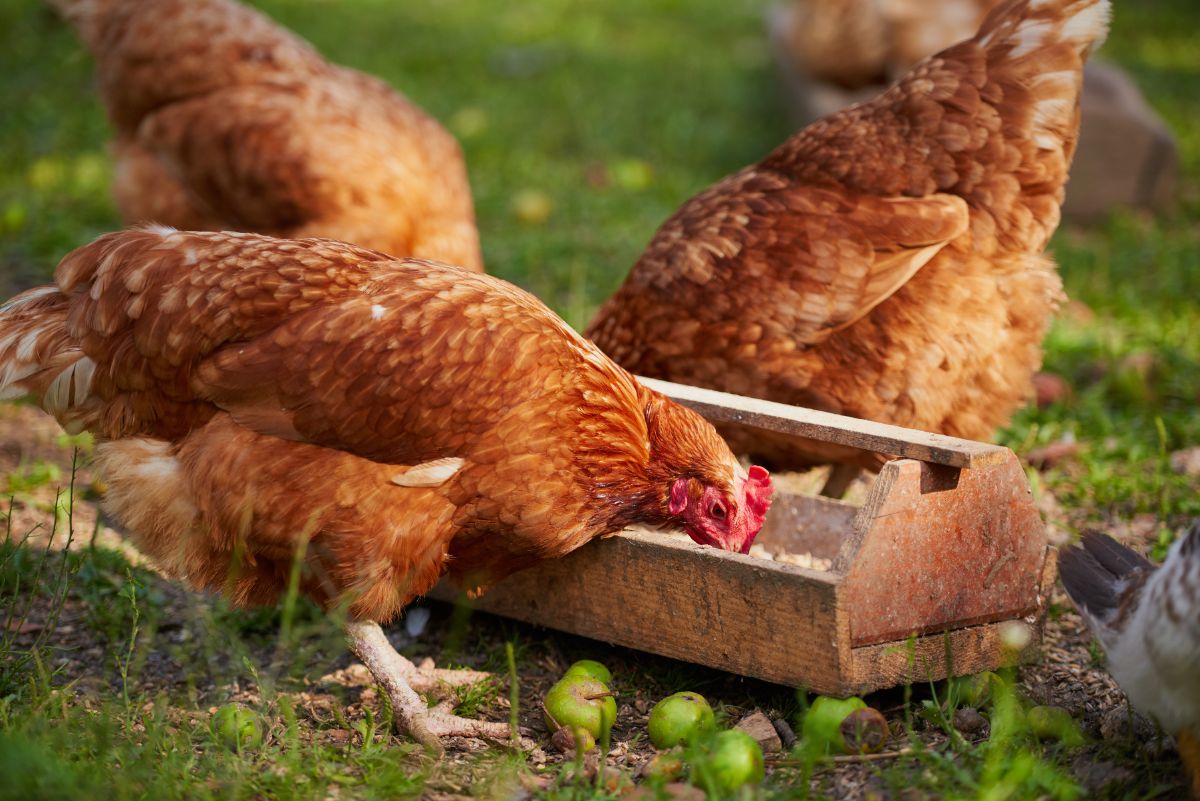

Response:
(0, 402), (1189, 799)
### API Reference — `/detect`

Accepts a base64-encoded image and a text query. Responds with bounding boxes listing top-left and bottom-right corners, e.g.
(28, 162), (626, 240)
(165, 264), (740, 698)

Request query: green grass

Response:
(1, 0), (1199, 798)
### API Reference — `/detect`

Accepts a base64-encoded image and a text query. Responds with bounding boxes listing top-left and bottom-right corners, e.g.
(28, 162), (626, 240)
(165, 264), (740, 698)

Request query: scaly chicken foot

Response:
(345, 620), (513, 751)
(405, 656), (492, 693)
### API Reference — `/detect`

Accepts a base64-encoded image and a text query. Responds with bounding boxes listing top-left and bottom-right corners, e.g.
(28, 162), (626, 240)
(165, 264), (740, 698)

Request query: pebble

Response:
(953, 707), (989, 735)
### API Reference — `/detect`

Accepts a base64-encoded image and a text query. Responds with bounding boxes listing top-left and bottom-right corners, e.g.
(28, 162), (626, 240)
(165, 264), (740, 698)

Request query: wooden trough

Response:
(431, 378), (1052, 696)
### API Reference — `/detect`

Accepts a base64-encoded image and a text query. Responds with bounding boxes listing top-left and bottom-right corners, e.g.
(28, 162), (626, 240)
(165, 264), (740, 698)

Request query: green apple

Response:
(549, 724), (597, 753)
(543, 675), (616, 741)
(803, 695), (889, 755)
(563, 659), (613, 686)
(839, 708), (889, 754)
(1027, 705), (1083, 746)
(648, 691), (716, 748)
(211, 704), (263, 752)
(692, 730), (764, 795)
(952, 671), (1005, 708)
(511, 189), (553, 225)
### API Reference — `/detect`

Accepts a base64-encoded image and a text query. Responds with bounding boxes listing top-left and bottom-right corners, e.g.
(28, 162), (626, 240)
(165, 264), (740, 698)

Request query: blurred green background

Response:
(0, 0), (1197, 531)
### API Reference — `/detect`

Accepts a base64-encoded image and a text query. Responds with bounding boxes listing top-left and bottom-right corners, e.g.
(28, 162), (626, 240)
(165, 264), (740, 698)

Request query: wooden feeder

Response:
(431, 379), (1052, 696)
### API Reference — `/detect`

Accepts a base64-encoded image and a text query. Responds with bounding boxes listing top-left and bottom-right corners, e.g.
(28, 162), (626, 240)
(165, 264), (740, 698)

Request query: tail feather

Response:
(0, 285), (92, 431)
(1059, 532), (1149, 626)
(976, 0), (1111, 151)
(977, 0), (1111, 59)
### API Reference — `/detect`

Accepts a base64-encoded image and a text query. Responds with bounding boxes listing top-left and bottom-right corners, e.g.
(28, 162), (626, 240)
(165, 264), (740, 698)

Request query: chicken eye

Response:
(709, 503), (726, 520)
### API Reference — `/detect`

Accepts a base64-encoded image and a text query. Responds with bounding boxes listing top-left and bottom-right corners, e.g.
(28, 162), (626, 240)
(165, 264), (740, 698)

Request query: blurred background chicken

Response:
(45, 0), (484, 271)
(1059, 525), (1200, 797)
(779, 0), (890, 90)
(0, 227), (772, 747)
(780, 0), (1003, 88)
(588, 0), (1108, 494)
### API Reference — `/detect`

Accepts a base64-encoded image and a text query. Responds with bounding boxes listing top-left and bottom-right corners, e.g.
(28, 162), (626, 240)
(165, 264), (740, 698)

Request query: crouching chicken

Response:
(0, 227), (773, 748)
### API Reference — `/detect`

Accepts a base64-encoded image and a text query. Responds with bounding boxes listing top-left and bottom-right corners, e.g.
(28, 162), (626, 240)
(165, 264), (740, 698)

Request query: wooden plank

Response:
(427, 528), (846, 691)
(835, 454), (1048, 647)
(638, 377), (1009, 469)
(843, 618), (1042, 695)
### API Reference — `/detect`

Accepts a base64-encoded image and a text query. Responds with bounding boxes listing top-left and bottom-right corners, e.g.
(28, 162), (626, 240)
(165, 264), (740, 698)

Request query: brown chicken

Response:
(0, 226), (772, 747)
(47, 0), (483, 271)
(781, 0), (1005, 89)
(589, 0), (1108, 492)
(781, 0), (891, 90)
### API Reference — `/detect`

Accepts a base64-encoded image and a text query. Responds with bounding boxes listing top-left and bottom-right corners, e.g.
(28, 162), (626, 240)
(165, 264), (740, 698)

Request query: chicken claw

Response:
(345, 620), (514, 751)
(405, 657), (493, 694)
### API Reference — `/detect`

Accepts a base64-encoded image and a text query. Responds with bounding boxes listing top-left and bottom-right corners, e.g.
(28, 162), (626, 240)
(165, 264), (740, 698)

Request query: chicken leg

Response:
(1178, 731), (1200, 799)
(345, 620), (513, 750)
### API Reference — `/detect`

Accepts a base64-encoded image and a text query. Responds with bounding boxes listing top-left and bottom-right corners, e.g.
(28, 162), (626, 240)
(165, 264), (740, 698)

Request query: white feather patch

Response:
(142, 223), (179, 238)
(15, 330), (42, 362)
(0, 286), (57, 313)
(44, 367), (72, 416)
(391, 457), (465, 488)
(71, 356), (96, 405)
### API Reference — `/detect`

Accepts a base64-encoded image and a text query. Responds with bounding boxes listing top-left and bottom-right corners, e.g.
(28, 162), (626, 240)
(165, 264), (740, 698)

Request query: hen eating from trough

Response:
(1059, 524), (1200, 798)
(45, 0), (484, 271)
(588, 0), (1110, 495)
(0, 227), (773, 748)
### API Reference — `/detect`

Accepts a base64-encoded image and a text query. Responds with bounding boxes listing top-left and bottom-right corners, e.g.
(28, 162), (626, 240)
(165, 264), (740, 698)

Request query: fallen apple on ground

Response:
(691, 729), (765, 795)
(563, 659), (613, 685)
(211, 704), (263, 752)
(802, 695), (890, 755)
(648, 691), (717, 749)
(543, 675), (616, 743)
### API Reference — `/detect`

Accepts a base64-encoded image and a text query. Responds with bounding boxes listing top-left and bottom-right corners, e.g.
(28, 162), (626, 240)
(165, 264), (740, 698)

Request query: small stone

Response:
(953, 707), (988, 735)
(735, 710), (783, 753)
(1098, 705), (1159, 742)
(1072, 755), (1134, 794)
(622, 783), (705, 801)
(1025, 437), (1080, 470)
(1032, 372), (1072, 408)
(1170, 447), (1200, 477)
(325, 728), (352, 745)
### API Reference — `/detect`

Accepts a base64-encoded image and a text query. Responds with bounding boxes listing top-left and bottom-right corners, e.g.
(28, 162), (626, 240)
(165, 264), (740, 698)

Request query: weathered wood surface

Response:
(844, 619), (1040, 695)
(835, 454), (1048, 647)
(843, 548), (1057, 693)
(429, 527), (847, 691)
(639, 377), (1009, 469)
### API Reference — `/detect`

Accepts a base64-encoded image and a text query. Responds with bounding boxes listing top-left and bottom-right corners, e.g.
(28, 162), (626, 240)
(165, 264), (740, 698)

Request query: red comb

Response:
(745, 466), (773, 516)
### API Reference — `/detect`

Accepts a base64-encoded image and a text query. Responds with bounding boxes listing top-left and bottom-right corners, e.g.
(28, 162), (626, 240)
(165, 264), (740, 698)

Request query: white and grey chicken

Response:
(1059, 523), (1200, 797)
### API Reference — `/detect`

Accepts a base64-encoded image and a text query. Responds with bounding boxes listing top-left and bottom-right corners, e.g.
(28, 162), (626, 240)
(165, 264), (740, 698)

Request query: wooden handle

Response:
(638, 376), (1010, 469)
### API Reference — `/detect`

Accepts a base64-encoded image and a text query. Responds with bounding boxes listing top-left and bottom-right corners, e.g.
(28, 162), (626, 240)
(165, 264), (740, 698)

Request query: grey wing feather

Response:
(1059, 532), (1150, 624)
